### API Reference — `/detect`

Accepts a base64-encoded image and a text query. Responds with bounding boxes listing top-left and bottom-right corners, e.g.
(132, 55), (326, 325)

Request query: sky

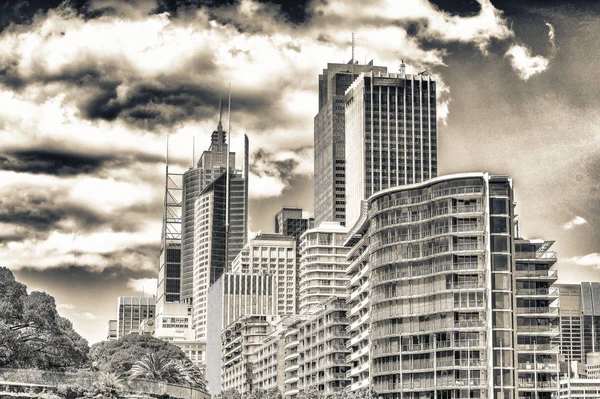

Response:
(0, 0), (599, 344)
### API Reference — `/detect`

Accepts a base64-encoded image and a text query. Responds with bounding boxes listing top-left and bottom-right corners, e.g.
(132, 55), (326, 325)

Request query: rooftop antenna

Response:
(225, 83), (231, 270)
(399, 59), (406, 75)
(217, 97), (223, 132)
(351, 32), (355, 64)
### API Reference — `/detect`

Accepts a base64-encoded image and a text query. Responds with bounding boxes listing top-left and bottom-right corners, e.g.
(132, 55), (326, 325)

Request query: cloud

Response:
(570, 253), (600, 268)
(563, 216), (588, 230)
(79, 312), (100, 320)
(127, 277), (157, 296)
(57, 303), (76, 310)
(248, 148), (312, 199)
(505, 22), (556, 81)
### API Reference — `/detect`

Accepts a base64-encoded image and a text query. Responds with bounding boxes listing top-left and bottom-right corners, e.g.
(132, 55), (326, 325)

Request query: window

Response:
(492, 236), (508, 253)
(491, 217), (508, 234)
(490, 198), (507, 215)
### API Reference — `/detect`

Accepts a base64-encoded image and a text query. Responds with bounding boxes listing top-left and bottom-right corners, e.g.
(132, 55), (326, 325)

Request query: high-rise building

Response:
(314, 61), (387, 227)
(206, 272), (278, 395)
(275, 207), (314, 240)
(296, 298), (351, 396)
(556, 284), (583, 364)
(515, 239), (560, 398)
(298, 221), (349, 314)
(344, 70), (438, 228)
(116, 296), (156, 338)
(192, 153), (248, 341)
(581, 282), (600, 360)
(344, 173), (521, 399)
(221, 315), (275, 394)
(232, 233), (297, 316)
(181, 109), (244, 305)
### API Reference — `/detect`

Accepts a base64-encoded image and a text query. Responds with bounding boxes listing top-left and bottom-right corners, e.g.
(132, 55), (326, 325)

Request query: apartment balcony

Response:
(516, 343), (559, 353)
(517, 362), (559, 371)
(516, 251), (558, 260)
(349, 295), (370, 317)
(518, 380), (558, 389)
(346, 361), (369, 378)
(516, 287), (558, 298)
(371, 318), (485, 339)
(348, 328), (369, 347)
(515, 269), (558, 280)
(369, 185), (484, 215)
(349, 280), (370, 302)
(349, 312), (370, 332)
(348, 251), (370, 284)
(347, 344), (369, 362)
(371, 261), (482, 285)
(517, 306), (559, 316)
(517, 325), (559, 334)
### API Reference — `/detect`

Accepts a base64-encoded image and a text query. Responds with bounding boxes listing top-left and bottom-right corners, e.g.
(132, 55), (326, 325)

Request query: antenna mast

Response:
(225, 83), (231, 269)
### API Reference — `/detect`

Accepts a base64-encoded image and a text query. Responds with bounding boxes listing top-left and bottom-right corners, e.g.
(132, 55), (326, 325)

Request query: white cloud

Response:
(570, 253), (600, 267)
(79, 312), (100, 320)
(57, 303), (76, 310)
(563, 216), (588, 230)
(505, 44), (549, 80)
(127, 278), (157, 296)
(249, 172), (287, 199)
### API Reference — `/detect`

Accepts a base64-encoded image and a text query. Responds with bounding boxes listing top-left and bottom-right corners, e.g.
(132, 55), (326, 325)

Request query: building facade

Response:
(515, 239), (560, 398)
(275, 207), (314, 240)
(192, 135), (249, 342)
(106, 320), (117, 340)
(296, 299), (351, 396)
(298, 221), (350, 314)
(232, 233), (297, 316)
(221, 315), (275, 394)
(116, 296), (156, 338)
(314, 61), (388, 227)
(555, 284), (583, 365)
(559, 378), (600, 399)
(344, 70), (438, 228)
(581, 282), (600, 360)
(206, 273), (277, 395)
(343, 173), (525, 399)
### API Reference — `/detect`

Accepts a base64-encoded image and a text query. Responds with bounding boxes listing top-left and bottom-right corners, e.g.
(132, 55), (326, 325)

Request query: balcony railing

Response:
(370, 185), (484, 214)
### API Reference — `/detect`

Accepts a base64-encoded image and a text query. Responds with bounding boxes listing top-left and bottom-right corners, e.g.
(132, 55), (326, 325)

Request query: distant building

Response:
(221, 315), (275, 394)
(116, 296), (155, 338)
(556, 284), (584, 364)
(192, 133), (249, 342)
(314, 60), (388, 227)
(298, 222), (349, 314)
(582, 282), (600, 360)
(232, 233), (297, 316)
(206, 273), (277, 395)
(106, 320), (117, 341)
(344, 70), (438, 228)
(296, 298), (350, 396)
(559, 378), (600, 398)
(275, 207), (314, 241)
(154, 302), (205, 367)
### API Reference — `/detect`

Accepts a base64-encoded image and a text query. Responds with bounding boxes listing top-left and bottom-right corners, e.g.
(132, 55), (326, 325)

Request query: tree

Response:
(90, 334), (189, 376)
(216, 388), (242, 399)
(297, 387), (325, 399)
(128, 352), (180, 383)
(0, 267), (89, 370)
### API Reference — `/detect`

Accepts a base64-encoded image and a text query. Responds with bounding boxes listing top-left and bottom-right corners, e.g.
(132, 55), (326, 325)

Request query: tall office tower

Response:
(231, 233), (297, 315)
(344, 70), (438, 228)
(157, 153), (183, 309)
(314, 61), (387, 227)
(116, 296), (156, 338)
(581, 282), (600, 359)
(275, 207), (314, 239)
(191, 134), (249, 342)
(515, 239), (560, 399)
(296, 298), (351, 396)
(181, 109), (240, 304)
(221, 315), (275, 394)
(555, 284), (583, 365)
(298, 221), (349, 314)
(344, 173), (521, 399)
(205, 272), (277, 395)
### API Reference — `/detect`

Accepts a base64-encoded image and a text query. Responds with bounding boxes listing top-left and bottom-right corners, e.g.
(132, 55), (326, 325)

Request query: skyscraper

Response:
(181, 104), (238, 304)
(275, 207), (314, 240)
(116, 296), (156, 338)
(581, 282), (600, 360)
(192, 149), (248, 341)
(555, 284), (583, 364)
(344, 70), (437, 228)
(314, 61), (387, 227)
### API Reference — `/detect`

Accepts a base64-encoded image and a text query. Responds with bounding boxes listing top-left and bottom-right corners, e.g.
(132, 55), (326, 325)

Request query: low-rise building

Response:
(154, 302), (205, 367)
(559, 378), (600, 398)
(116, 296), (155, 338)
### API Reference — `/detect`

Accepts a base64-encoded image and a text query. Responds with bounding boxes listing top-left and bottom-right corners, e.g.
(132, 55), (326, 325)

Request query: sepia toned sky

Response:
(1, 0), (599, 344)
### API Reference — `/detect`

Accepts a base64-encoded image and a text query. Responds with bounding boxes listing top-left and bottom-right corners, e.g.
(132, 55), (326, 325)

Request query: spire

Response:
(217, 97), (223, 131)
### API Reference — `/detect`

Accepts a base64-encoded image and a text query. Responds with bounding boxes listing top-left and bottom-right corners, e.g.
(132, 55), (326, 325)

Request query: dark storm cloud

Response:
(250, 148), (299, 181)
(0, 149), (107, 175)
(0, 186), (103, 233)
(0, 147), (165, 176)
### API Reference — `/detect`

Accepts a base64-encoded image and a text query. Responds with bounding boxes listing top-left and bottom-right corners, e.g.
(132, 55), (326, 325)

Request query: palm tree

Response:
(173, 360), (207, 391)
(128, 352), (179, 383)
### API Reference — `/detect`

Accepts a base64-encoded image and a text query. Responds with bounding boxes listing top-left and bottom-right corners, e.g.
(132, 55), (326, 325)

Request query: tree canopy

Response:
(0, 267), (89, 370)
(90, 334), (191, 376)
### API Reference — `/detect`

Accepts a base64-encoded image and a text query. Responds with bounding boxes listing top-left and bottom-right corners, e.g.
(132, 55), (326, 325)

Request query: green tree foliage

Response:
(90, 334), (189, 376)
(127, 352), (207, 390)
(0, 267), (89, 370)
(216, 388), (242, 399)
(243, 388), (282, 399)
(297, 387), (324, 399)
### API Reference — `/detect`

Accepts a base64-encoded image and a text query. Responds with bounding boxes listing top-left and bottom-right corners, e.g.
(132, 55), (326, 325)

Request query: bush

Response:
(56, 384), (86, 399)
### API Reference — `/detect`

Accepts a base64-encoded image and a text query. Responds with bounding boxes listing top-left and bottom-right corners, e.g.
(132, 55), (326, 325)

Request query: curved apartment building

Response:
(345, 173), (522, 399)
(299, 222), (350, 314)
